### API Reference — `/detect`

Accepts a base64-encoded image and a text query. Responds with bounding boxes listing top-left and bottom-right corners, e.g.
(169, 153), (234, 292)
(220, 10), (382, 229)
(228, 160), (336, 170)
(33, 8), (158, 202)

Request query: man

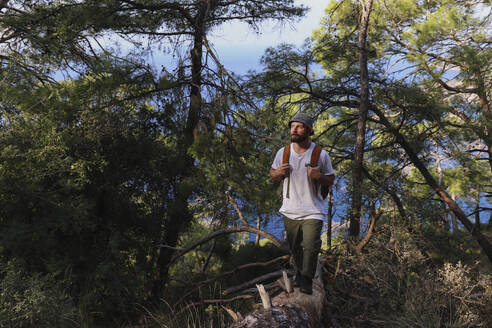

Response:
(270, 113), (335, 294)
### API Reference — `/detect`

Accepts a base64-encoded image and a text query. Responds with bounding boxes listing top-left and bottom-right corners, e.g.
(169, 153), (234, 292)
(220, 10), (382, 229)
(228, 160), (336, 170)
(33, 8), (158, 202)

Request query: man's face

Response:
(290, 121), (310, 143)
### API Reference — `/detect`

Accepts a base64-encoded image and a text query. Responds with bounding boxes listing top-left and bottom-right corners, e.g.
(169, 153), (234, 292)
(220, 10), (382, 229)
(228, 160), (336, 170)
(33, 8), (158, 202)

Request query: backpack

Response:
(282, 144), (330, 199)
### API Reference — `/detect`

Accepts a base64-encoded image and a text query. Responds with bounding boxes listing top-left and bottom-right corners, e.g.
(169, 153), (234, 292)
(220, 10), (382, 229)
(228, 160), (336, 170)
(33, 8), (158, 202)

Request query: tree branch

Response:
(223, 269), (293, 296)
(346, 208), (384, 255)
(174, 255), (290, 307)
(170, 226), (287, 265)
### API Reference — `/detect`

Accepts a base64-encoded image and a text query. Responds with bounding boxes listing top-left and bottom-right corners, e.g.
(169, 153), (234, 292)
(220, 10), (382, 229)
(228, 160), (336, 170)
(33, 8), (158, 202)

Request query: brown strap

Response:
(311, 145), (329, 199)
(282, 144), (290, 164)
(282, 145), (291, 198)
(311, 145), (322, 167)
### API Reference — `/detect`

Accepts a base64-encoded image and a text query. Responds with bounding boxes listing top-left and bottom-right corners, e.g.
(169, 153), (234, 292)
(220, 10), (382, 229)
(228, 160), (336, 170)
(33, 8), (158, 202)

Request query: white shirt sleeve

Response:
(271, 147), (285, 170)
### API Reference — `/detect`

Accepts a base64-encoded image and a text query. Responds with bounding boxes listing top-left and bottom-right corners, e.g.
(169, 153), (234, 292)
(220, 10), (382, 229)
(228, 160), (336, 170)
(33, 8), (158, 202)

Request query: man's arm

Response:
(270, 163), (290, 182)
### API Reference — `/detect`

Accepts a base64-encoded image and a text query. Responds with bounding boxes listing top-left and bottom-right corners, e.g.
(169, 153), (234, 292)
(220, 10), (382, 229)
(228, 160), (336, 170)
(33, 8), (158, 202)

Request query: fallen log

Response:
(228, 265), (325, 328)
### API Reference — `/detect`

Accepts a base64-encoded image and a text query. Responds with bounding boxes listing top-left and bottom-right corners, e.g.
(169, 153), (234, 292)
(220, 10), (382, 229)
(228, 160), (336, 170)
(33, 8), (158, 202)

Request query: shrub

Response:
(0, 259), (80, 327)
(323, 224), (492, 327)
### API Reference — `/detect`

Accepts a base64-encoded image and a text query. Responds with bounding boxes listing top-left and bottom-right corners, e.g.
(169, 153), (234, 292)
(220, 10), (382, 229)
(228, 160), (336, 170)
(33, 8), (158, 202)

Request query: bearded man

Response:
(270, 113), (335, 294)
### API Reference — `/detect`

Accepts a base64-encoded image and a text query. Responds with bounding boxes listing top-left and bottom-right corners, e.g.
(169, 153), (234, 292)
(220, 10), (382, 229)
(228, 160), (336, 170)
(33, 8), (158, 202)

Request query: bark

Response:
(350, 0), (373, 236)
(488, 211), (492, 230)
(434, 139), (449, 229)
(151, 198), (190, 301)
(450, 193), (459, 231)
(229, 265), (325, 328)
(372, 106), (492, 263)
(327, 187), (334, 251)
(346, 207), (383, 255)
(171, 226), (286, 264)
(476, 69), (492, 173)
(256, 215), (261, 245)
(475, 193), (481, 231)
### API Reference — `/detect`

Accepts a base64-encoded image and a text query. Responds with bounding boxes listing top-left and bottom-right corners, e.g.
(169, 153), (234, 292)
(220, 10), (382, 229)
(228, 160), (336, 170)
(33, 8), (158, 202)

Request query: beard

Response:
(291, 133), (308, 143)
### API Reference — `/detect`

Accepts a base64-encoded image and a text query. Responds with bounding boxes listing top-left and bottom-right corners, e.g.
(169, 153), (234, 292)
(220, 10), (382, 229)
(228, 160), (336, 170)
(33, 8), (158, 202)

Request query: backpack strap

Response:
(310, 145), (322, 167)
(310, 145), (330, 199)
(282, 144), (291, 198)
(282, 144), (290, 164)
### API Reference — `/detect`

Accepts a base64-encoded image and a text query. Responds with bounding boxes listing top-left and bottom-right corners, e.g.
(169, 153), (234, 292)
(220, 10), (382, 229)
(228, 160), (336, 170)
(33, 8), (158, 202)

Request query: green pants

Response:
(283, 217), (323, 279)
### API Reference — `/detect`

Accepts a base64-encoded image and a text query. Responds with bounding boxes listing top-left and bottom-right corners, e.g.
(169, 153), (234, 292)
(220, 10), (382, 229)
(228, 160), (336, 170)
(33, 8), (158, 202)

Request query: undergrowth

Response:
(321, 224), (492, 327)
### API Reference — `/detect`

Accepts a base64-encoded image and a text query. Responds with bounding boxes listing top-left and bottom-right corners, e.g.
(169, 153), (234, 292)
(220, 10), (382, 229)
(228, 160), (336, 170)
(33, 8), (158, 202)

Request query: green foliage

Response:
(161, 239), (286, 327)
(168, 220), (232, 284)
(0, 259), (79, 327)
(222, 242), (287, 284)
(420, 226), (484, 265)
(0, 59), (180, 324)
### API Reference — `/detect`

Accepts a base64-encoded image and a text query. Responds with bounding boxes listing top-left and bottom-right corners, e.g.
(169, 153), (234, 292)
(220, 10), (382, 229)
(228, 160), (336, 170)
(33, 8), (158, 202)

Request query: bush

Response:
(0, 259), (80, 327)
(323, 224), (492, 327)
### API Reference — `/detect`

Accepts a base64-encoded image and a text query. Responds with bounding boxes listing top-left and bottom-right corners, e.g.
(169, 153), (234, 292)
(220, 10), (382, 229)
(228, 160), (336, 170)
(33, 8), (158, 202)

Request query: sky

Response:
(149, 1), (327, 75)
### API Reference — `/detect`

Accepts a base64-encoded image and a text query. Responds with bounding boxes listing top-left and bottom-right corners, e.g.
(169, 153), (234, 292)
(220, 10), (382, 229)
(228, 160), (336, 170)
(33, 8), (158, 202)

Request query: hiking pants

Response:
(283, 217), (323, 279)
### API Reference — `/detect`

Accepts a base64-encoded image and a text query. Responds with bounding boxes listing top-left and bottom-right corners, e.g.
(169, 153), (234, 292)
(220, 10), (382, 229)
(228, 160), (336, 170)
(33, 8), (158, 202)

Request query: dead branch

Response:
(256, 284), (271, 310)
(200, 239), (216, 273)
(346, 208), (384, 255)
(227, 194), (249, 226)
(175, 255), (289, 307)
(223, 269), (293, 296)
(230, 263), (326, 328)
(169, 192), (286, 266)
(282, 271), (293, 293)
(243, 281), (281, 295)
(242, 279), (282, 295)
(222, 306), (243, 322)
(170, 226), (287, 264)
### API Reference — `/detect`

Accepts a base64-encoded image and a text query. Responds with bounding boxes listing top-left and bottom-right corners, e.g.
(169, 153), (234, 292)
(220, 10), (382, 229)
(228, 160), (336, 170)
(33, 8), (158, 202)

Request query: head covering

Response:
(289, 113), (314, 135)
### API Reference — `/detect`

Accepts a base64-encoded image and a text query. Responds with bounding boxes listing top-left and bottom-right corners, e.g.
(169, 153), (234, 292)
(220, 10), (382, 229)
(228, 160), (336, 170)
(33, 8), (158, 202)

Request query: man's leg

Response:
(291, 219), (322, 294)
(283, 217), (303, 270)
(300, 219), (323, 279)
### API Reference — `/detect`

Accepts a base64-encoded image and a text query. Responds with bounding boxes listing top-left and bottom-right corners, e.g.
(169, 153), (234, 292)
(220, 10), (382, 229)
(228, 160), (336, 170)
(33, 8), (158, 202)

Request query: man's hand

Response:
(308, 165), (335, 186)
(307, 165), (322, 180)
(270, 163), (290, 181)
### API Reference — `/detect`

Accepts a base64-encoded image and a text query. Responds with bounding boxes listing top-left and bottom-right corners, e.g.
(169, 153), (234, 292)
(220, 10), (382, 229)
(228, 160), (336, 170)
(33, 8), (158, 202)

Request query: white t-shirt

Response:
(272, 143), (335, 221)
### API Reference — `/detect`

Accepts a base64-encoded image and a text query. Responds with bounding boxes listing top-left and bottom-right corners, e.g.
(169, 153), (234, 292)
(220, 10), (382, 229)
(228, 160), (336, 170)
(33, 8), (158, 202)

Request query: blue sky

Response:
(147, 1), (327, 75)
(207, 1), (326, 73)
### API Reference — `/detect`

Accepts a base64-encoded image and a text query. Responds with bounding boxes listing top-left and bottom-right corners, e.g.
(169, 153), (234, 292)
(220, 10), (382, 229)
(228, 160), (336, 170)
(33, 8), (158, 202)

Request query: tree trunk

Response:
(150, 0), (216, 302)
(476, 71), (492, 173)
(434, 139), (449, 229)
(256, 214), (261, 245)
(450, 193), (459, 231)
(327, 186), (334, 251)
(372, 106), (492, 263)
(229, 265), (325, 328)
(475, 192), (481, 231)
(350, 0), (373, 236)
